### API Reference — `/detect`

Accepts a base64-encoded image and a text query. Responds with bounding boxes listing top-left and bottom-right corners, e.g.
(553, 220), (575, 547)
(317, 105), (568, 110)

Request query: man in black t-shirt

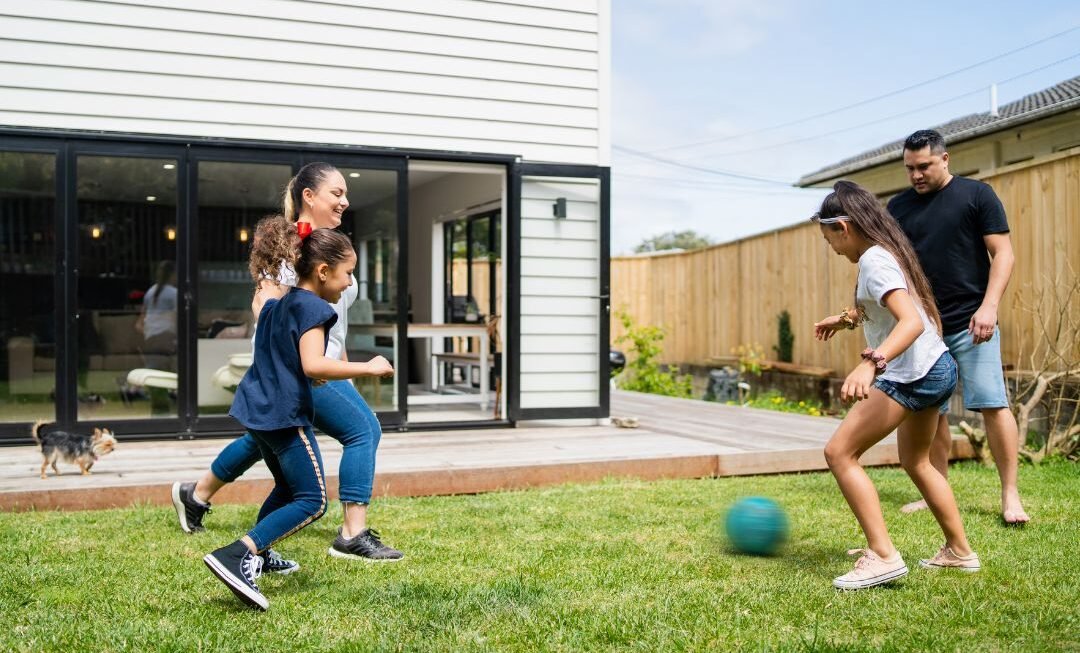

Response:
(887, 129), (1028, 524)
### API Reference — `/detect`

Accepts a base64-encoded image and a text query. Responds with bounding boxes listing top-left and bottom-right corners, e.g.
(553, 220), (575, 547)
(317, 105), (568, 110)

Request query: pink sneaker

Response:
(833, 548), (908, 590)
(918, 545), (981, 573)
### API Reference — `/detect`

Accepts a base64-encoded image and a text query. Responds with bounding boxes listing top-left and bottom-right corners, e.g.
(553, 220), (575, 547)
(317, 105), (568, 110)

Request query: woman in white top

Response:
(172, 163), (403, 566)
(136, 260), (178, 370)
(811, 181), (978, 590)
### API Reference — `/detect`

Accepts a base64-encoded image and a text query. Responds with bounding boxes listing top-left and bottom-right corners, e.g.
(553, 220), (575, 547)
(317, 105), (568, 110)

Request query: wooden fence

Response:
(611, 149), (1080, 375)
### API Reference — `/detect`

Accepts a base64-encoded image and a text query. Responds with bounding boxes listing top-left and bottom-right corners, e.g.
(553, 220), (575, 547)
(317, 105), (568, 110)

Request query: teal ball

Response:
(725, 496), (789, 555)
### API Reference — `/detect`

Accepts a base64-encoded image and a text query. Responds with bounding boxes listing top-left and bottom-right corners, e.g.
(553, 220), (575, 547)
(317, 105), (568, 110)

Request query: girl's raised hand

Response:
(840, 361), (876, 402)
(814, 314), (845, 341)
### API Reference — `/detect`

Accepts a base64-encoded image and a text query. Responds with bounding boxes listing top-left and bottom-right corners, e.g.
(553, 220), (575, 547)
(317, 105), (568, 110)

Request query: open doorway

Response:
(406, 161), (505, 424)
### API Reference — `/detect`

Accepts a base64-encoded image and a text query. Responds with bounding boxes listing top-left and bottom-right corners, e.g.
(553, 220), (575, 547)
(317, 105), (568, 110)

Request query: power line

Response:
(643, 24), (1080, 155)
(612, 145), (793, 185)
(612, 172), (826, 194)
(693, 50), (1080, 160)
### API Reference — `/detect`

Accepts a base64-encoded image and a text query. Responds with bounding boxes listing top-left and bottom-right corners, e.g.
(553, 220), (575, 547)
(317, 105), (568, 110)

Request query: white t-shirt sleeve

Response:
(863, 250), (907, 307)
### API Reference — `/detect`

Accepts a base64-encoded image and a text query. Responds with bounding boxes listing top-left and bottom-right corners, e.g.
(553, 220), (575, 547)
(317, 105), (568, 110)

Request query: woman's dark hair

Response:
(818, 180), (942, 333)
(151, 260), (175, 306)
(282, 162), (339, 222)
(295, 228), (355, 279)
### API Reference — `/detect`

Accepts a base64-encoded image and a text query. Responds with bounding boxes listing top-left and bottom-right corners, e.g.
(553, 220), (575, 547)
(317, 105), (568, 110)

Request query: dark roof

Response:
(797, 75), (1080, 186)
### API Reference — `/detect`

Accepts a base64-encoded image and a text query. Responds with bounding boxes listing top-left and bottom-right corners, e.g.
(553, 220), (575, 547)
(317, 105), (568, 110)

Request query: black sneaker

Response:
(328, 528), (404, 562)
(260, 549), (300, 575)
(171, 481), (211, 534)
(204, 540), (267, 611)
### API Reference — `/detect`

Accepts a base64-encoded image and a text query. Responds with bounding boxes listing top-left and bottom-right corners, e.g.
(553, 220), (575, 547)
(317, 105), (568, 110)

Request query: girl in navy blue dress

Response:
(203, 228), (393, 611)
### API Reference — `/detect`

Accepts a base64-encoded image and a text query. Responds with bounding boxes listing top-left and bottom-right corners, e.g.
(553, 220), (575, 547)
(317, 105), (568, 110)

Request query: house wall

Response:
(519, 176), (601, 409)
(0, 0), (610, 165)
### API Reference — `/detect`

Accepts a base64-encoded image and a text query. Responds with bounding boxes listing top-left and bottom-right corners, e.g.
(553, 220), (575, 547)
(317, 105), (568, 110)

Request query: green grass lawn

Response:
(2, 461), (1078, 652)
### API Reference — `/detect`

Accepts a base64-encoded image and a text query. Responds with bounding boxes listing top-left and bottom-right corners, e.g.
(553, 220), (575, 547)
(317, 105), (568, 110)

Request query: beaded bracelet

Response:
(838, 308), (858, 330)
(861, 347), (887, 374)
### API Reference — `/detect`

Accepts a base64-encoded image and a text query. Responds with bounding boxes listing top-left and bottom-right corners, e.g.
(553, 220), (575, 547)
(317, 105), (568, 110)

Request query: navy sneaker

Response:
(203, 540), (267, 611)
(328, 528), (404, 562)
(171, 481), (211, 534)
(260, 549), (300, 575)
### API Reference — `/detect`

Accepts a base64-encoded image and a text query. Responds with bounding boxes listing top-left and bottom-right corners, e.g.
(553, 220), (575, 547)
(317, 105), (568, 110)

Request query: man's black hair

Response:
(903, 129), (946, 154)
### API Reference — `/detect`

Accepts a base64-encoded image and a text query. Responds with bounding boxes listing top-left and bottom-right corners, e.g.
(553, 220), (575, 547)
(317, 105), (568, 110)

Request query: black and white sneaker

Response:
(203, 540), (268, 611)
(328, 528), (404, 562)
(260, 549), (300, 575)
(171, 481), (211, 534)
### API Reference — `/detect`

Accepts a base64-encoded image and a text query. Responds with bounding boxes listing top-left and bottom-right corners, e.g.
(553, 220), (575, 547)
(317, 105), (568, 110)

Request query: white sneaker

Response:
(919, 545), (981, 573)
(833, 548), (908, 590)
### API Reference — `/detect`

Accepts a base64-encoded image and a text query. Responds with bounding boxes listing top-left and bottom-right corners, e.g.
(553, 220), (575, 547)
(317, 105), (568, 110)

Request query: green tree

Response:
(634, 230), (714, 253)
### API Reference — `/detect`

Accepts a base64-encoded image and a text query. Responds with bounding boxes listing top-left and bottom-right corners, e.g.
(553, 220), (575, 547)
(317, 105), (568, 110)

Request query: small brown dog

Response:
(32, 421), (118, 479)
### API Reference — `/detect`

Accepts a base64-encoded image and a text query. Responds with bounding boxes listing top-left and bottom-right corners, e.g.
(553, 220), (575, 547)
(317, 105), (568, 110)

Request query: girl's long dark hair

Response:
(819, 181), (943, 333)
(151, 260), (174, 306)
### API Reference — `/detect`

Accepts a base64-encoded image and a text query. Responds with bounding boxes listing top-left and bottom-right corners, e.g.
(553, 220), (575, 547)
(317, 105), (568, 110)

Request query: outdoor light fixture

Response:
(165, 226), (176, 241)
(553, 197), (567, 219)
(90, 225), (103, 239)
(238, 227), (249, 243)
(349, 172), (360, 178)
(162, 163), (175, 170)
(146, 195), (157, 202)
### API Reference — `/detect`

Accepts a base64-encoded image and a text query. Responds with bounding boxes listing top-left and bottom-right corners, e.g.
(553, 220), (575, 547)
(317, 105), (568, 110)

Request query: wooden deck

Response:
(0, 390), (974, 511)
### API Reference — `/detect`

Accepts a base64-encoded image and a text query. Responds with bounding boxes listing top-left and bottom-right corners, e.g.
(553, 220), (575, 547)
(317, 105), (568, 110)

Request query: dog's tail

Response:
(31, 420), (50, 446)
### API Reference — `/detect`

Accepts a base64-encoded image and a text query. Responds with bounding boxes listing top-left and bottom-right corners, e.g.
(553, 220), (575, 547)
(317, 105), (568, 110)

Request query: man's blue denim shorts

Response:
(943, 329), (1010, 410)
(873, 353), (957, 413)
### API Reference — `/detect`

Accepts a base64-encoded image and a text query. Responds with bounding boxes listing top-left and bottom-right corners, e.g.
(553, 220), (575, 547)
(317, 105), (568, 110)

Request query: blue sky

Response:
(611, 0), (1080, 253)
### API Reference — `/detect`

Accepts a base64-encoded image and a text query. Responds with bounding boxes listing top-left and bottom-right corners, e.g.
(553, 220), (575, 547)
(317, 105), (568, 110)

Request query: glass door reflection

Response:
(75, 155), (179, 421)
(195, 160), (294, 417)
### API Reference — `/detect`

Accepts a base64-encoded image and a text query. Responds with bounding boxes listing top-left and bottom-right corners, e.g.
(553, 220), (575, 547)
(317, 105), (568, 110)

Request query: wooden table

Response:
(351, 323), (489, 409)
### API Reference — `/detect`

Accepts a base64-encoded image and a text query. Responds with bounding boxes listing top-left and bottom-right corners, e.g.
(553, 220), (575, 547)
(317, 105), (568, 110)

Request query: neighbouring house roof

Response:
(797, 74), (1080, 186)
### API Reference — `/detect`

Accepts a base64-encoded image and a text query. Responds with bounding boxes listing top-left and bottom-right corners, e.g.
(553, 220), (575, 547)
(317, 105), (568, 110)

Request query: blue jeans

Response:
(246, 425), (327, 552)
(212, 380), (383, 505)
(872, 353), (957, 413)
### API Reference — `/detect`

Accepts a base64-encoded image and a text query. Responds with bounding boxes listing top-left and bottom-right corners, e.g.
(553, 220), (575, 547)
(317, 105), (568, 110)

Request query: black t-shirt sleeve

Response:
(976, 183), (1009, 235)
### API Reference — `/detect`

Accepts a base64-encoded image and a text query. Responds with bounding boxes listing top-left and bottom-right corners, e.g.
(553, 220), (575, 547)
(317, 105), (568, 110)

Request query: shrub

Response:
(774, 310), (794, 363)
(614, 311), (693, 398)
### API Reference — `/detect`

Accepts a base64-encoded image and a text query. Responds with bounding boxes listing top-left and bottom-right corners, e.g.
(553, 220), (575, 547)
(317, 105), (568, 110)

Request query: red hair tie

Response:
(296, 222), (313, 240)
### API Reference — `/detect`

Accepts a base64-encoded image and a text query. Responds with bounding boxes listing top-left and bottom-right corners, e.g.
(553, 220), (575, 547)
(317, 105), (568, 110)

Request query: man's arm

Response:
(969, 232), (1014, 344)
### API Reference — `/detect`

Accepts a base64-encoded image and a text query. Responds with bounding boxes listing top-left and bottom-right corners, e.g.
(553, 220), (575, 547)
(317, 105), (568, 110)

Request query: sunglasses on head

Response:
(809, 213), (851, 224)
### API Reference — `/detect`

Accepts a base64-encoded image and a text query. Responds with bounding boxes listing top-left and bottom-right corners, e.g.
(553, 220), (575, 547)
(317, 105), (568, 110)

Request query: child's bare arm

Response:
(299, 328), (394, 380)
(252, 279), (287, 319)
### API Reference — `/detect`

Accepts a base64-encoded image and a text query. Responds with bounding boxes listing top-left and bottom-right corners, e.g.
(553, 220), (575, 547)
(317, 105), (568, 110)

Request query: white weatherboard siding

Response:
(0, 0), (608, 165)
(519, 177), (600, 409)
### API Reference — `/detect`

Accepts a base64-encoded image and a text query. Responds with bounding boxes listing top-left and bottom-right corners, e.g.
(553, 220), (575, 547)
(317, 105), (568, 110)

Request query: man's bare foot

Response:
(1002, 493), (1030, 525)
(900, 499), (928, 514)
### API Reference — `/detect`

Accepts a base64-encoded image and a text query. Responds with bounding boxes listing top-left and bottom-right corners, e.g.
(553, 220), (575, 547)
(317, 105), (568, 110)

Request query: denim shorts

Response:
(943, 329), (1009, 410)
(873, 352), (957, 413)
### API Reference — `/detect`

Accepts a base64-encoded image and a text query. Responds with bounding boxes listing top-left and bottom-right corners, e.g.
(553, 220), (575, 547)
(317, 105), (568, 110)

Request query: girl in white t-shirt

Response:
(811, 181), (979, 590)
